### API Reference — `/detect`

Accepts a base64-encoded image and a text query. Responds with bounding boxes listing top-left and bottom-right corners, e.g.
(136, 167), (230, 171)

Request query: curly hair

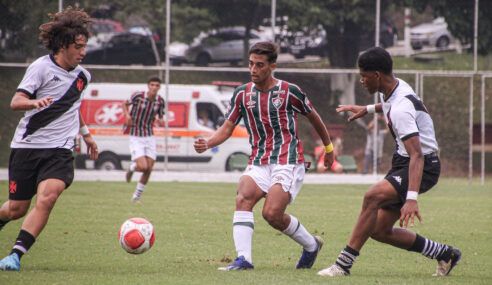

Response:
(39, 6), (91, 54)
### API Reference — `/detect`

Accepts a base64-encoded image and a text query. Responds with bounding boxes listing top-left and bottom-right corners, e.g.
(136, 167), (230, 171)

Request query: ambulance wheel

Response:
(95, 153), (122, 170)
(225, 153), (249, 172)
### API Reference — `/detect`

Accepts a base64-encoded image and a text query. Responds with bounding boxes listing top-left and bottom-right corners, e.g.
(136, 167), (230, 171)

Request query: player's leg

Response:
(131, 137), (156, 202)
(263, 164), (322, 269)
(0, 200), (30, 231)
(1, 179), (65, 271)
(219, 169), (266, 271)
(318, 179), (400, 276)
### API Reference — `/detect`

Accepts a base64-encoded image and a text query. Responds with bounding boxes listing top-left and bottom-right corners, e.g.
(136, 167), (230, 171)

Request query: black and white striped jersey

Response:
(11, 55), (91, 149)
(380, 78), (438, 157)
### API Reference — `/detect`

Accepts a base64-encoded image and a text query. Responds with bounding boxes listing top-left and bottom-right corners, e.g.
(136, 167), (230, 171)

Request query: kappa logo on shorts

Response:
(9, 181), (17, 194)
(392, 175), (402, 185)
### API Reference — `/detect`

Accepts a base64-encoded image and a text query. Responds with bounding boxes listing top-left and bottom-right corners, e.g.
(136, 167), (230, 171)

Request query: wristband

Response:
(406, 191), (418, 201)
(80, 125), (90, 136)
(324, 142), (334, 154)
(366, 104), (376, 114)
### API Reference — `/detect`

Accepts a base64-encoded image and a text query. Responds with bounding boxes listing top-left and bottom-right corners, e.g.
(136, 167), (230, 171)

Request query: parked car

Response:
(168, 42), (189, 65)
(185, 27), (263, 66)
(410, 17), (454, 50)
(83, 32), (163, 65)
(288, 19), (397, 59)
(89, 19), (126, 35)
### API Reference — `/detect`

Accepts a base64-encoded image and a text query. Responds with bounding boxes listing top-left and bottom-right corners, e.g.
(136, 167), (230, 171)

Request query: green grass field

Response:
(0, 178), (491, 284)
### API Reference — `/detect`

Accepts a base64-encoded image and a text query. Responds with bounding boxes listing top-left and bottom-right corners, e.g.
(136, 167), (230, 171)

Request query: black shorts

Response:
(383, 152), (440, 210)
(8, 148), (74, 200)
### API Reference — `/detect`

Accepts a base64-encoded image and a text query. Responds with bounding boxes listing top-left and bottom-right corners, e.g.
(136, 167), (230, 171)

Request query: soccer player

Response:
(194, 41), (334, 270)
(318, 47), (461, 277)
(122, 77), (165, 202)
(0, 7), (98, 271)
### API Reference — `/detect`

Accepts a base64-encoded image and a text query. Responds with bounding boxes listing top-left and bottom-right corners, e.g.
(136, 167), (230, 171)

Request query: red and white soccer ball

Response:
(118, 217), (155, 254)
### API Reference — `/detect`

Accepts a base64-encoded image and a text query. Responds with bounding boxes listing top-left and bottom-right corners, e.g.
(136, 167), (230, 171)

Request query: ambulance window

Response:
(196, 103), (223, 130)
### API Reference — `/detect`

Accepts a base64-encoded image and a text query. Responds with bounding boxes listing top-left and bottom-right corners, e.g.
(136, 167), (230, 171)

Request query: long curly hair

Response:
(39, 6), (91, 54)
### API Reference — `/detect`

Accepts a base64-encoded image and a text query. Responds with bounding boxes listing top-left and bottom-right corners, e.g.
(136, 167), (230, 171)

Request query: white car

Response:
(185, 27), (263, 66)
(410, 17), (454, 50)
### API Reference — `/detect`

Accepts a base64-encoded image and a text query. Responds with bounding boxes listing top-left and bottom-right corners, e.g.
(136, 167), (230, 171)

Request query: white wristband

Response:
(80, 125), (90, 136)
(406, 191), (418, 201)
(366, 104), (376, 114)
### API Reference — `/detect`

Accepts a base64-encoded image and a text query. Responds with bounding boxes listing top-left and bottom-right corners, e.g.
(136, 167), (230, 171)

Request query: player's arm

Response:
(399, 135), (424, 229)
(194, 119), (235, 153)
(79, 112), (99, 160)
(336, 103), (382, 122)
(305, 109), (334, 168)
(121, 100), (133, 126)
(11, 91), (53, 111)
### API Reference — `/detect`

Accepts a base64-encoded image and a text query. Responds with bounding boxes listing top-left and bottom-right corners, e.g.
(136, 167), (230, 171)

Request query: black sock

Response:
(335, 245), (359, 274)
(10, 229), (36, 260)
(407, 233), (448, 260)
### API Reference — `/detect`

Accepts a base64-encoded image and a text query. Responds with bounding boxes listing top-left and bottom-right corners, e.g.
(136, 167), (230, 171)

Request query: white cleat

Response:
(131, 196), (141, 203)
(317, 264), (348, 277)
(432, 247), (462, 276)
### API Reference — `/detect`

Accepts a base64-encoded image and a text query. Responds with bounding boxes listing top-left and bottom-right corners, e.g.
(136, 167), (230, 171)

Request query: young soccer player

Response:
(318, 47), (461, 277)
(194, 41), (334, 270)
(0, 7), (98, 271)
(122, 77), (165, 202)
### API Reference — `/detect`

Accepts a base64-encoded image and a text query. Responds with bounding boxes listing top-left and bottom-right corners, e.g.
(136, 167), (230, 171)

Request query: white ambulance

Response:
(76, 82), (251, 171)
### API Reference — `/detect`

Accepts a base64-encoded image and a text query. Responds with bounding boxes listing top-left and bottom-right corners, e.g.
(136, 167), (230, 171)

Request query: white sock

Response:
(134, 182), (145, 197)
(233, 211), (254, 263)
(130, 163), (136, 172)
(282, 215), (317, 252)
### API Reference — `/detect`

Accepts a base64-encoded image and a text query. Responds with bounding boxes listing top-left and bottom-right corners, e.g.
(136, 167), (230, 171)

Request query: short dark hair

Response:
(147, 76), (161, 84)
(39, 6), (91, 54)
(358, 47), (393, 74)
(249, 41), (279, 63)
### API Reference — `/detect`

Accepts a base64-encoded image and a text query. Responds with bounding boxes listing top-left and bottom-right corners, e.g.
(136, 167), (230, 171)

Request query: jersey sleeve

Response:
(17, 61), (46, 99)
(288, 84), (313, 115)
(391, 102), (419, 141)
(126, 92), (142, 105)
(158, 96), (165, 117)
(225, 87), (244, 125)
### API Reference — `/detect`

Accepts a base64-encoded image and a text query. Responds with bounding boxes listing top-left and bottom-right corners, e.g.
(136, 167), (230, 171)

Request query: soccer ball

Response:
(118, 217), (155, 254)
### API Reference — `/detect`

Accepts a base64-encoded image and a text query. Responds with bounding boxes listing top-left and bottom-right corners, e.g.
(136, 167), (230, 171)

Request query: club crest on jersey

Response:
(272, 97), (284, 109)
(76, 78), (84, 91)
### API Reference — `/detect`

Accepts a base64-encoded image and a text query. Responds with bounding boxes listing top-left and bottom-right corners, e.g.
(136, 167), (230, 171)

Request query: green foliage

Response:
(0, 179), (490, 284)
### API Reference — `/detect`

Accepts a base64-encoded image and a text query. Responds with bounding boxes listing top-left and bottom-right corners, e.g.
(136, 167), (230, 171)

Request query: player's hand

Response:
(83, 135), (99, 160)
(34, 97), (53, 110)
(324, 151), (335, 169)
(126, 117), (134, 126)
(399, 200), (422, 229)
(336, 105), (367, 122)
(193, 137), (208, 153)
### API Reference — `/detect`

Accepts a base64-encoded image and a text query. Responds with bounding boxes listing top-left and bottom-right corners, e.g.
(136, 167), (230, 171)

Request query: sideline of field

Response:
(0, 169), (385, 184)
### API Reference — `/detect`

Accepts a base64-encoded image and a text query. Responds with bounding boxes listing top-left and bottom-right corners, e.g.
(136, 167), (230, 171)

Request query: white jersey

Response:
(380, 78), (438, 157)
(11, 55), (91, 149)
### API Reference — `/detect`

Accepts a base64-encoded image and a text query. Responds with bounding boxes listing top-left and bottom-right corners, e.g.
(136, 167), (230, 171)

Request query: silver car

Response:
(410, 17), (454, 50)
(185, 27), (263, 66)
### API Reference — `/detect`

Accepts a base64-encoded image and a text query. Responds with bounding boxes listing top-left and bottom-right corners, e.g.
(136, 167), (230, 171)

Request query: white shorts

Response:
(242, 164), (305, 204)
(129, 136), (156, 161)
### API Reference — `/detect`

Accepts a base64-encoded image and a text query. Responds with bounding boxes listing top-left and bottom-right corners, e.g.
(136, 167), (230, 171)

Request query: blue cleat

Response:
(0, 253), (20, 271)
(296, 235), (324, 269)
(218, 256), (254, 271)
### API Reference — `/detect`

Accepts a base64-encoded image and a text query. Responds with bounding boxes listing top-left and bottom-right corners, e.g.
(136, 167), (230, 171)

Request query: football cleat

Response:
(317, 264), (349, 277)
(131, 196), (141, 203)
(0, 253), (20, 271)
(218, 256), (254, 271)
(296, 235), (324, 269)
(433, 246), (462, 276)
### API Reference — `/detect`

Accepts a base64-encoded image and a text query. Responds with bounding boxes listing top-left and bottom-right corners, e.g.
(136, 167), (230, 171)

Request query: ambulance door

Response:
(158, 102), (190, 170)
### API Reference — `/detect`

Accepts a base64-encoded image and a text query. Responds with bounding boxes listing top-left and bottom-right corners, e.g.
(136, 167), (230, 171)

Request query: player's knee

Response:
(370, 229), (392, 243)
(362, 189), (383, 210)
(7, 206), (28, 220)
(37, 193), (59, 211)
(261, 208), (282, 228)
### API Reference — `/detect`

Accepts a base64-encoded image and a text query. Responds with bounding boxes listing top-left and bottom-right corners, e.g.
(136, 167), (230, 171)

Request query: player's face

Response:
(59, 34), (87, 69)
(147, 81), (161, 97)
(359, 69), (380, 94)
(249, 54), (275, 85)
